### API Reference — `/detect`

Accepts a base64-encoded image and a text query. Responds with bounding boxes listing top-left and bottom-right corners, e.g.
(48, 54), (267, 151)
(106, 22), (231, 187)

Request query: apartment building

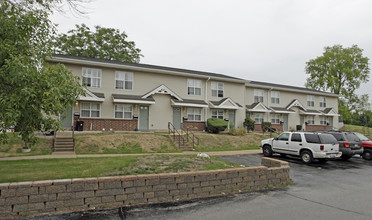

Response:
(48, 55), (339, 132)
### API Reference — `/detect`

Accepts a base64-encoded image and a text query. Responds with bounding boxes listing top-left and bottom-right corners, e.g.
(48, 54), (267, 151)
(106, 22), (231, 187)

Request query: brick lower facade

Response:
(74, 118), (138, 131)
(0, 158), (291, 219)
(183, 121), (205, 131)
(305, 124), (330, 132)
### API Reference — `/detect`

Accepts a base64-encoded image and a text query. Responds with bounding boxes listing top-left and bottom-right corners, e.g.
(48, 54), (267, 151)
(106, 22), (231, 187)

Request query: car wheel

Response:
(362, 149), (372, 160)
(280, 154), (287, 158)
(341, 155), (352, 160)
(318, 159), (327, 164)
(262, 145), (273, 157)
(300, 150), (313, 164)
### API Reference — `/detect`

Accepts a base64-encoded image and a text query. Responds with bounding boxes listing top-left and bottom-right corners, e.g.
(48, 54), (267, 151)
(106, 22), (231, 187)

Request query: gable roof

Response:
(246, 102), (271, 112)
(142, 84), (183, 101)
(209, 97), (243, 109)
(286, 99), (307, 111)
(78, 88), (105, 102)
(270, 106), (295, 114)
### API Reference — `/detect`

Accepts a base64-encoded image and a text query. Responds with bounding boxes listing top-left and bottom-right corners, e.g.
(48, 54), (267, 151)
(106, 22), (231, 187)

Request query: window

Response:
(277, 133), (290, 141)
(211, 82), (224, 97)
(320, 116), (327, 125)
(319, 97), (326, 108)
(271, 91), (280, 104)
(212, 109), (224, 119)
(306, 115), (315, 124)
(254, 113), (264, 123)
(307, 95), (315, 107)
(115, 71), (133, 90)
(81, 103), (100, 118)
(254, 89), (264, 103)
(271, 114), (280, 124)
(305, 134), (320, 144)
(82, 68), (101, 88)
(115, 104), (132, 119)
(291, 133), (302, 142)
(187, 79), (201, 96)
(187, 108), (202, 121)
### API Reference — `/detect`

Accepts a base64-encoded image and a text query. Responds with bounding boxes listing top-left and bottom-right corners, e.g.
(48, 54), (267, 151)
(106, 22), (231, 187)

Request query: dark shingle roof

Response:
(270, 107), (295, 113)
(112, 94), (155, 102)
(172, 98), (208, 105)
(92, 92), (105, 99)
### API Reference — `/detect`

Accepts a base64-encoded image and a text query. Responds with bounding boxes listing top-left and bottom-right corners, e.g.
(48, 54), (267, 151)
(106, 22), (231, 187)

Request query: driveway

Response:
(24, 154), (372, 220)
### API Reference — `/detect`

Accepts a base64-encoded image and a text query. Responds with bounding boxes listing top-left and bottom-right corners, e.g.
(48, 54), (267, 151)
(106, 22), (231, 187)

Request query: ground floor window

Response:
(320, 116), (327, 125)
(115, 104), (132, 119)
(271, 114), (280, 124)
(211, 109), (224, 119)
(187, 108), (202, 121)
(254, 113), (264, 123)
(306, 115), (315, 125)
(81, 103), (100, 118)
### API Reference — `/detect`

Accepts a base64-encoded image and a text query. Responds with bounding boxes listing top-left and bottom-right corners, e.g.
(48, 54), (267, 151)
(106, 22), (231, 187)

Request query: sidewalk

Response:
(0, 149), (262, 161)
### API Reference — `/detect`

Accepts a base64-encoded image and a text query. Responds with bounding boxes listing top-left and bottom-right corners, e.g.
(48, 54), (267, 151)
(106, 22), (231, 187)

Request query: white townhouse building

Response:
(47, 55), (340, 132)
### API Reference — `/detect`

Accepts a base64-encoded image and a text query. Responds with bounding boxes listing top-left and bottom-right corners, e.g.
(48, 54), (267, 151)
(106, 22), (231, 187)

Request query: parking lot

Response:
(25, 154), (372, 220)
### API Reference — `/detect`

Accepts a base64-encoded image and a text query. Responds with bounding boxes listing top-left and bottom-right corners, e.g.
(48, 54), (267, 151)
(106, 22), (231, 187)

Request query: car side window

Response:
(291, 133), (302, 142)
(331, 133), (344, 141)
(278, 133), (290, 141)
(305, 134), (320, 144)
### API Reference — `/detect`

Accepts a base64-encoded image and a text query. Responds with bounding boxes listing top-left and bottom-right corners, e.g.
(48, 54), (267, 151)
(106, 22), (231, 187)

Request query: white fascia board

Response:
(78, 96), (105, 102)
(300, 110), (322, 115)
(142, 84), (183, 101)
(113, 98), (155, 104)
(212, 106), (241, 110)
(48, 56), (244, 84)
(272, 110), (296, 114)
(172, 102), (208, 108)
(247, 109), (272, 113)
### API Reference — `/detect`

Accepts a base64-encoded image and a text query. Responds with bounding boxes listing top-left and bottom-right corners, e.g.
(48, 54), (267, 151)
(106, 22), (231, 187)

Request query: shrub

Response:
(296, 125), (302, 131)
(261, 122), (272, 133)
(243, 117), (255, 132)
(207, 118), (229, 134)
(228, 128), (247, 136)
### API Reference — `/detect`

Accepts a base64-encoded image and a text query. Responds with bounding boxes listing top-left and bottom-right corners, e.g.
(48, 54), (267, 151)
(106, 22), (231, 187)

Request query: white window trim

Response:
(271, 91), (280, 104)
(80, 103), (101, 118)
(254, 113), (264, 124)
(211, 109), (224, 119)
(307, 95), (315, 107)
(320, 116), (327, 125)
(82, 68), (102, 88)
(254, 89), (264, 103)
(211, 82), (224, 98)
(114, 104), (133, 119)
(319, 96), (327, 108)
(306, 115), (315, 124)
(271, 114), (280, 124)
(187, 108), (202, 121)
(187, 79), (202, 96)
(115, 71), (133, 90)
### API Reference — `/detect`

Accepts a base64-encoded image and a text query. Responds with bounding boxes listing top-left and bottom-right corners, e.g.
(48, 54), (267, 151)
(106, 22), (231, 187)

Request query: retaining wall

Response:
(0, 157), (291, 219)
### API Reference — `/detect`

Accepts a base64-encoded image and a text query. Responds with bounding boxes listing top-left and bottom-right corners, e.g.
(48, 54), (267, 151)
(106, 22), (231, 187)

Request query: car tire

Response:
(262, 145), (273, 157)
(280, 154), (287, 158)
(318, 159), (327, 164)
(362, 149), (372, 160)
(341, 155), (352, 161)
(300, 150), (313, 164)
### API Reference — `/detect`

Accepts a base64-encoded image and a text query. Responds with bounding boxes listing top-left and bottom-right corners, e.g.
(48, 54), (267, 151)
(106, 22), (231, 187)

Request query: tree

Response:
(54, 24), (143, 63)
(0, 0), (84, 150)
(243, 117), (255, 132)
(305, 45), (370, 112)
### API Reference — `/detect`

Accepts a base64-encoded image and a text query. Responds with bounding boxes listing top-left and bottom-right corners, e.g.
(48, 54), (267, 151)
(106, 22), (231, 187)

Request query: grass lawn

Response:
(0, 155), (240, 183)
(341, 124), (372, 139)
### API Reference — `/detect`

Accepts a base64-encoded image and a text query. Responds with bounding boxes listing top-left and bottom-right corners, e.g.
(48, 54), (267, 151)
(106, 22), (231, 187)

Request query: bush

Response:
(228, 128), (247, 136)
(261, 122), (272, 133)
(243, 117), (255, 132)
(206, 118), (229, 134)
(296, 125), (302, 131)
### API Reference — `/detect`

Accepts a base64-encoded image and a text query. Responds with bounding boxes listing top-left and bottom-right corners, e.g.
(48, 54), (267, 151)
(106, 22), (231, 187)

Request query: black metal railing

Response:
(261, 124), (280, 138)
(186, 128), (199, 148)
(168, 122), (184, 149)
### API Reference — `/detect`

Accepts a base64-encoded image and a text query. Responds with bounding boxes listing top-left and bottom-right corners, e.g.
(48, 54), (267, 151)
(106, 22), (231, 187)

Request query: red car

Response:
(355, 133), (372, 160)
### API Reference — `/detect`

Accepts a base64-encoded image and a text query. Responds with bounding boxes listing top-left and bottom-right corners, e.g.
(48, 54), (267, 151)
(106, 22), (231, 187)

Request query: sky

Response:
(51, 0), (372, 103)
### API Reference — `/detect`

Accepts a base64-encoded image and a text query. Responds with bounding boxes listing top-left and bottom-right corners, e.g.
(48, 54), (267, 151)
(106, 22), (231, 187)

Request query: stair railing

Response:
(168, 122), (184, 149)
(72, 126), (75, 152)
(52, 129), (57, 151)
(186, 128), (199, 149)
(261, 123), (280, 138)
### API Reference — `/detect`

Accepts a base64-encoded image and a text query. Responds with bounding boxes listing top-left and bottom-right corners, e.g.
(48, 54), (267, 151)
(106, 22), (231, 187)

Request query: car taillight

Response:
(344, 142), (350, 148)
(320, 145), (324, 151)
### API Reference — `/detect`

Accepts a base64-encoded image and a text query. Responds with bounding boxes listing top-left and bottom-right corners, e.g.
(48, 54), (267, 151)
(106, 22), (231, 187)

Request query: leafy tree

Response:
(305, 45), (370, 112)
(243, 117), (255, 132)
(0, 0), (84, 150)
(54, 24), (143, 63)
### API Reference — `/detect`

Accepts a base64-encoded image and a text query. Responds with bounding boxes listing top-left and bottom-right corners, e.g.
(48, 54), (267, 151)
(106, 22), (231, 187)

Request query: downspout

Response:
(205, 77), (211, 128)
(267, 87), (273, 122)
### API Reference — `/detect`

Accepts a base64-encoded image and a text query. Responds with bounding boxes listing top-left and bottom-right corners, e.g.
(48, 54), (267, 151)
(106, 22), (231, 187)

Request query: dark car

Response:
(317, 130), (363, 160)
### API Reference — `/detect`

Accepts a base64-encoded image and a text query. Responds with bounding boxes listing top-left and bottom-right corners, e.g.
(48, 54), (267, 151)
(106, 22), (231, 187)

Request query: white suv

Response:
(261, 132), (342, 164)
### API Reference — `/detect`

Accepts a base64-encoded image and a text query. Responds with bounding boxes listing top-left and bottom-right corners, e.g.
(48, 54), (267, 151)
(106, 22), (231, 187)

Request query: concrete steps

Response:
(170, 134), (194, 151)
(53, 136), (74, 152)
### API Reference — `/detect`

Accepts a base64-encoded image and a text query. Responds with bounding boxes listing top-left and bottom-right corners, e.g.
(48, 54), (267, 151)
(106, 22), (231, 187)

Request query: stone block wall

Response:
(183, 121), (205, 131)
(0, 158), (291, 219)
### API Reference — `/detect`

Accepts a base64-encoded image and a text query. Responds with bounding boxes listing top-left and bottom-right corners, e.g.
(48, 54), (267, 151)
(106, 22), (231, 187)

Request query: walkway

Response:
(0, 150), (262, 161)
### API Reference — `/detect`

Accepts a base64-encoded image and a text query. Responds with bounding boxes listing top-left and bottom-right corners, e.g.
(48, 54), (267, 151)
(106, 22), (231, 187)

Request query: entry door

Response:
(139, 106), (149, 131)
(283, 114), (288, 131)
(60, 107), (72, 129)
(228, 110), (235, 128)
(173, 107), (182, 130)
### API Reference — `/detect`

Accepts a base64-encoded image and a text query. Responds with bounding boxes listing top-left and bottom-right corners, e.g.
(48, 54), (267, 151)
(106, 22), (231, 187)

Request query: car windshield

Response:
(355, 133), (370, 141)
(345, 133), (361, 142)
(319, 134), (338, 144)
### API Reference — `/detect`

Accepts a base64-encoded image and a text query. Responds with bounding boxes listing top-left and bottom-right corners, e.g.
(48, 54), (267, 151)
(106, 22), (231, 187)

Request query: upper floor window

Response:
(306, 115), (315, 124)
(271, 114), (280, 124)
(82, 68), (101, 88)
(211, 109), (224, 119)
(115, 104), (132, 119)
(254, 89), (264, 103)
(211, 82), (224, 97)
(116, 71), (133, 90)
(254, 113), (264, 123)
(187, 108), (202, 121)
(81, 103), (100, 118)
(271, 91), (280, 104)
(319, 96), (326, 108)
(187, 79), (201, 96)
(307, 95), (315, 107)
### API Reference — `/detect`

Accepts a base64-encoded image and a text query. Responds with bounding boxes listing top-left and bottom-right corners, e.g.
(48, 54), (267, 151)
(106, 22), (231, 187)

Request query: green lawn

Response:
(341, 124), (371, 139)
(0, 155), (240, 183)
